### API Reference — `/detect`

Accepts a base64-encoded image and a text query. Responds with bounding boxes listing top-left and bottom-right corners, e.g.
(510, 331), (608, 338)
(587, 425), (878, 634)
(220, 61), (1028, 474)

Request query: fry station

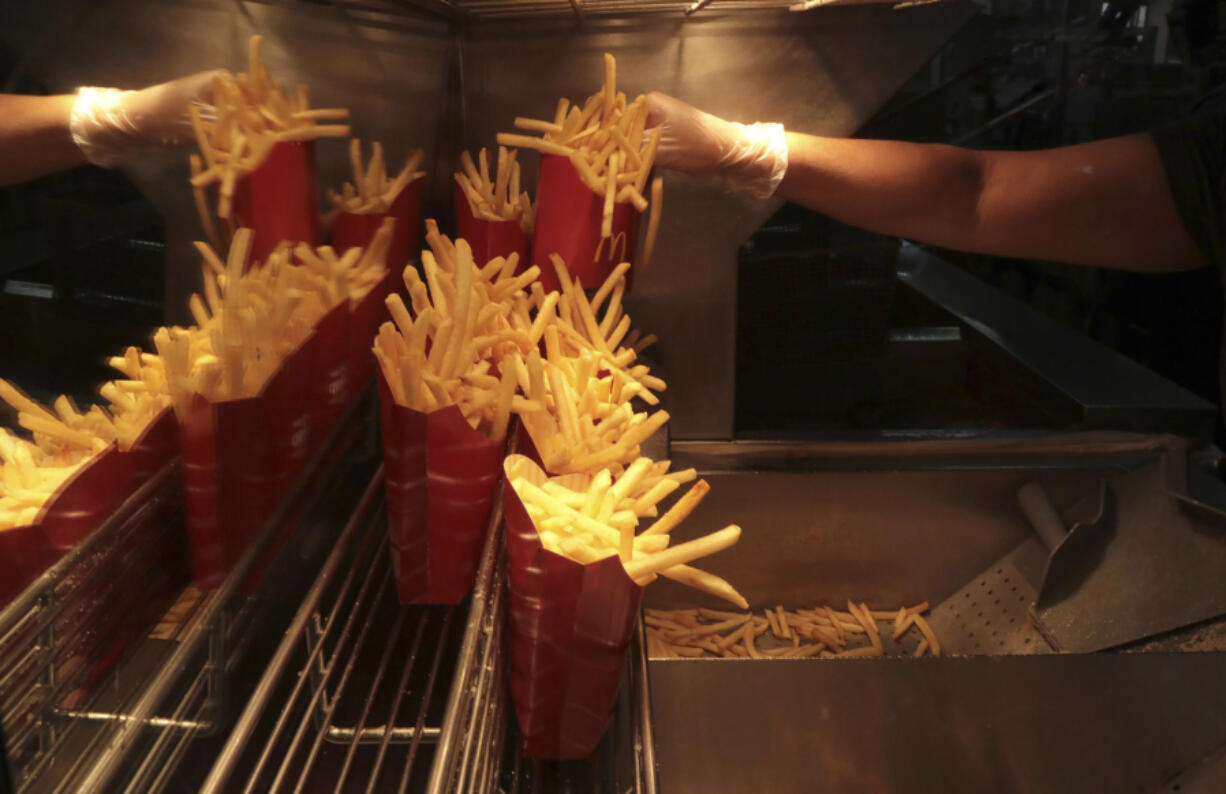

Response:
(2, 1), (1226, 792)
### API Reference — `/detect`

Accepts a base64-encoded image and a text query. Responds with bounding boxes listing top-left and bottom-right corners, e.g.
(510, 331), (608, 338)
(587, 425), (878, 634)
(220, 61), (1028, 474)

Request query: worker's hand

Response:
(69, 69), (228, 167)
(645, 92), (788, 199)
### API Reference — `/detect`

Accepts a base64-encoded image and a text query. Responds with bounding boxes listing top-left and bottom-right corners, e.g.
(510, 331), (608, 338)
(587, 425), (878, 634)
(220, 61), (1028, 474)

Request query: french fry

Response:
(506, 454), (748, 608)
(621, 525), (741, 582)
(331, 139), (425, 214)
(497, 53), (663, 250)
(640, 479), (710, 536)
(188, 35), (350, 228)
(914, 613), (942, 657)
(455, 146), (534, 235)
(495, 133), (574, 158)
(645, 600), (942, 660)
(640, 175), (664, 275)
(659, 565), (749, 610)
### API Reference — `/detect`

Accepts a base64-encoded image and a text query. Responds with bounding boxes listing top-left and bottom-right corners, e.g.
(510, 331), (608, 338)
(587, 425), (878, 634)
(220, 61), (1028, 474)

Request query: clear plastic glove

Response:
(69, 69), (227, 167)
(645, 91), (789, 199)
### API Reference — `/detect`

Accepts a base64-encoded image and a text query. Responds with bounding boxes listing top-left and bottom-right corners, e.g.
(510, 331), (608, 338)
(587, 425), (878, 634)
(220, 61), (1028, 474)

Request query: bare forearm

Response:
(775, 131), (1204, 272)
(0, 95), (86, 186)
(777, 132), (986, 251)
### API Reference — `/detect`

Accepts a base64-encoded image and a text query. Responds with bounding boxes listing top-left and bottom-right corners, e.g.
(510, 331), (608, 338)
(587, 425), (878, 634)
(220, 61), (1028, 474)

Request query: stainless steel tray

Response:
(645, 438), (1226, 793)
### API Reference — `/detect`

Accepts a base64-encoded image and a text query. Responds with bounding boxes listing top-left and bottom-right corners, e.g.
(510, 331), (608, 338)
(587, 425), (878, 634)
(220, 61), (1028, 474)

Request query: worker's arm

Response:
(647, 92), (1208, 273)
(0, 70), (225, 188)
(0, 95), (87, 186)
(778, 133), (1205, 272)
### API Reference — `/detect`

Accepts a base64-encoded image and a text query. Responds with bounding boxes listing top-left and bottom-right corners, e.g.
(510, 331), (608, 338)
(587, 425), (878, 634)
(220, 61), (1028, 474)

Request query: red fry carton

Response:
(40, 444), (128, 551)
(376, 368), (502, 604)
(263, 333), (317, 496)
(232, 141), (321, 266)
(116, 406), (178, 497)
(502, 454), (644, 759)
(331, 178), (424, 276)
(531, 154), (640, 294)
(178, 385), (276, 590)
(454, 187), (531, 270)
(309, 302), (351, 443)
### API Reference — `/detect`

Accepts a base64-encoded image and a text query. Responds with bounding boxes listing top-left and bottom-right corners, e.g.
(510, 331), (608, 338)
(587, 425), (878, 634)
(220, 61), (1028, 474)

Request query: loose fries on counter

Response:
(328, 139), (425, 215)
(644, 602), (941, 659)
(497, 52), (663, 268)
(506, 454), (745, 606)
(456, 146), (536, 235)
(188, 35), (350, 230)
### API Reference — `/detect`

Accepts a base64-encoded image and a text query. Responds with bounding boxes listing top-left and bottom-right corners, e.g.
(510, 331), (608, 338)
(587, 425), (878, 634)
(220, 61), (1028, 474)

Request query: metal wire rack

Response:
(199, 428), (657, 793)
(0, 464), (194, 793)
(0, 394), (372, 794)
(198, 466), (473, 794)
(2, 402), (657, 792)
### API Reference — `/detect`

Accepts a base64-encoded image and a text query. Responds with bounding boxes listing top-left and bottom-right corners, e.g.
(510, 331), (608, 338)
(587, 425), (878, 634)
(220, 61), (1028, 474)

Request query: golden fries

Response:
(189, 35), (351, 227)
(495, 254), (665, 474)
(497, 52), (661, 247)
(152, 223), (395, 419)
(456, 147), (536, 235)
(644, 601), (940, 659)
(328, 139), (425, 215)
(372, 221), (540, 439)
(507, 453), (746, 606)
(0, 382), (126, 531)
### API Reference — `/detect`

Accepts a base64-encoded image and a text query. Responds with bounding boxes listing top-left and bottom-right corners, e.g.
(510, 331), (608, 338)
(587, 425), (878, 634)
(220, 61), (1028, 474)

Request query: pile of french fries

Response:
(100, 348), (174, 448)
(0, 428), (86, 530)
(0, 381), (112, 530)
(158, 223), (396, 420)
(292, 216), (395, 305)
(507, 455), (748, 607)
(189, 35), (351, 245)
(644, 601), (941, 659)
(497, 52), (664, 270)
(373, 221), (543, 442)
(328, 139), (425, 215)
(455, 147), (536, 235)
(499, 257), (662, 475)
(365, 203), (739, 602)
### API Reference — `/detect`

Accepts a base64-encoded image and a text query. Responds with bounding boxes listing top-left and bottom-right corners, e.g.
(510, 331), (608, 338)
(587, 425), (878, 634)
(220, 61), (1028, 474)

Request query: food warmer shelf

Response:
(0, 390), (655, 794)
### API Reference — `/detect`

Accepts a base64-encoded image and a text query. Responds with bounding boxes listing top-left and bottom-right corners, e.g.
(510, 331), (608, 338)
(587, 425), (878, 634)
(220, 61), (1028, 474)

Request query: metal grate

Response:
(201, 425), (657, 794)
(0, 464), (198, 793)
(927, 538), (1054, 656)
(0, 393), (372, 794)
(200, 466), (471, 794)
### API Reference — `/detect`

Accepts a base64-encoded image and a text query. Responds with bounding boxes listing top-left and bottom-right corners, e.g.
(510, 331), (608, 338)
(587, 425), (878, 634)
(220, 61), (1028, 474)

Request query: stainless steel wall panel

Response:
(460, 3), (977, 439)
